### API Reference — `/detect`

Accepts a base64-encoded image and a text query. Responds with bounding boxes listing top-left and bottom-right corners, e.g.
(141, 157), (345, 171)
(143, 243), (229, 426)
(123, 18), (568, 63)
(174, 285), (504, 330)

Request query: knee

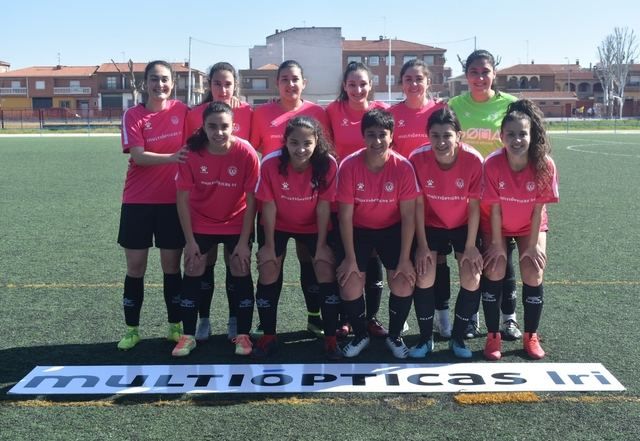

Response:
(314, 262), (335, 283)
(389, 277), (413, 297)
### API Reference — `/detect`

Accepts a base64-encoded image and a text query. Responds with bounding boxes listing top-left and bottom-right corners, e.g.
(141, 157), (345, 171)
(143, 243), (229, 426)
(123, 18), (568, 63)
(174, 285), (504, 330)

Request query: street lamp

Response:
(564, 57), (572, 122)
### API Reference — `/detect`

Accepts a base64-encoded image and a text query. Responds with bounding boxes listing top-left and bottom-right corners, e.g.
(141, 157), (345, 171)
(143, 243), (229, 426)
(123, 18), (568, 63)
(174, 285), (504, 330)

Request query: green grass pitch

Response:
(0, 133), (639, 440)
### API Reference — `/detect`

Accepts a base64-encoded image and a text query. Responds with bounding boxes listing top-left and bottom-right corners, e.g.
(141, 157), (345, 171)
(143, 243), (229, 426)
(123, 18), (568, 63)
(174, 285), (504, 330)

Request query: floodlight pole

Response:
(187, 36), (192, 106)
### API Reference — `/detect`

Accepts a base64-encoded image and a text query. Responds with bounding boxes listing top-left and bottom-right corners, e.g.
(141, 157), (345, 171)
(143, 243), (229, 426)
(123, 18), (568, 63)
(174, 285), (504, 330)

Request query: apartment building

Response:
(0, 62), (206, 112)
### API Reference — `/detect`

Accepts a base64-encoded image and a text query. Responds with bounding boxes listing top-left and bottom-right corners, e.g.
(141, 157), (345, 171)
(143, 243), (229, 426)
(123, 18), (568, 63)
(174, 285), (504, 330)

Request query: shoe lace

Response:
(528, 333), (540, 344)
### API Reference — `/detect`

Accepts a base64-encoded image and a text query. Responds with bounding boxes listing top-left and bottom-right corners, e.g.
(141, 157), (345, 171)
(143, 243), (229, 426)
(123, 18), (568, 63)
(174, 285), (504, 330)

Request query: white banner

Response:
(8, 363), (624, 395)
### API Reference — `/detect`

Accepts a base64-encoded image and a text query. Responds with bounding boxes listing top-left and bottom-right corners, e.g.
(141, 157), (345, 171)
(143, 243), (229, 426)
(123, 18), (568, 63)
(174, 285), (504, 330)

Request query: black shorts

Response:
(426, 225), (476, 255)
(117, 203), (185, 250)
(257, 230), (319, 258)
(335, 223), (402, 272)
(193, 233), (248, 255)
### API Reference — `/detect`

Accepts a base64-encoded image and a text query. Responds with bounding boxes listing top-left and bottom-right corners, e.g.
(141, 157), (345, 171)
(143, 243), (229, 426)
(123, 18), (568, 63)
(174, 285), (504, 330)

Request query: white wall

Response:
(250, 27), (343, 102)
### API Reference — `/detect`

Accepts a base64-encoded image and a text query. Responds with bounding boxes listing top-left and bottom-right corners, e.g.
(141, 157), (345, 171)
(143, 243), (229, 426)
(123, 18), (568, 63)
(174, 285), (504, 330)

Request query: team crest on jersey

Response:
(426, 179), (434, 188)
(499, 181), (506, 190)
(526, 181), (536, 192)
(270, 120), (278, 127)
(171, 116), (180, 125)
(144, 121), (152, 130)
(456, 178), (464, 189)
(357, 182), (365, 192)
(398, 119), (406, 128)
(384, 182), (394, 192)
(200, 165), (208, 174)
(228, 166), (238, 177)
(281, 182), (290, 191)
(341, 118), (349, 127)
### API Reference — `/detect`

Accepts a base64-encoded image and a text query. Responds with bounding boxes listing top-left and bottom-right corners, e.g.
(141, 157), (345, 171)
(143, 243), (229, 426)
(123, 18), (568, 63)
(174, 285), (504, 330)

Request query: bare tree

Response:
(597, 27), (638, 118)
(595, 36), (616, 118)
(111, 58), (143, 106)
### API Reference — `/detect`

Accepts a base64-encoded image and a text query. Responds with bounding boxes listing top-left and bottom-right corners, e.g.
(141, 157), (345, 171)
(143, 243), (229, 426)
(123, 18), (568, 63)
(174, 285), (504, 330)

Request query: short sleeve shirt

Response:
(389, 100), (446, 158)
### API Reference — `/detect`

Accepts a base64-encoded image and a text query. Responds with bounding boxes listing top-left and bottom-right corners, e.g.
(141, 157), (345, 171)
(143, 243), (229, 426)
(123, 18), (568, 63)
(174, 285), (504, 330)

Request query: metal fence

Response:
(0, 108), (124, 130)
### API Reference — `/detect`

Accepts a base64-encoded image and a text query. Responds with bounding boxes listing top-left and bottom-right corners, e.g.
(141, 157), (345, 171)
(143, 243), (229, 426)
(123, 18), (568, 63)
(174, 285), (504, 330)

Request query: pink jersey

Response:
(337, 149), (420, 230)
(389, 100), (446, 158)
(185, 101), (252, 140)
(326, 100), (389, 161)
(255, 150), (338, 234)
(409, 143), (484, 229)
(175, 138), (260, 235)
(120, 100), (188, 204)
(481, 148), (559, 236)
(250, 100), (331, 156)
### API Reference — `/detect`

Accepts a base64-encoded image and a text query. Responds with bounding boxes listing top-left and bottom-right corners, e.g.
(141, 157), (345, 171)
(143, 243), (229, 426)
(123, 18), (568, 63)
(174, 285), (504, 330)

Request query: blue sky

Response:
(3, 1), (639, 77)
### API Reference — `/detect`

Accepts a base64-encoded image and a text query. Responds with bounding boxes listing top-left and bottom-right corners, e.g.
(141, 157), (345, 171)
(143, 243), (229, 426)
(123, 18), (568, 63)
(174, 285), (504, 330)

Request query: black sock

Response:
(256, 281), (280, 335)
(225, 265), (236, 319)
(300, 261), (321, 315)
(433, 263), (451, 311)
(452, 287), (481, 340)
(365, 256), (383, 319)
(123, 275), (144, 326)
(523, 283), (544, 333)
(180, 275), (200, 335)
(481, 278), (503, 333)
(388, 293), (413, 339)
(319, 282), (340, 337)
(199, 265), (214, 319)
(342, 296), (367, 337)
(413, 286), (434, 341)
(163, 272), (182, 323)
(234, 274), (255, 335)
(501, 251), (517, 316)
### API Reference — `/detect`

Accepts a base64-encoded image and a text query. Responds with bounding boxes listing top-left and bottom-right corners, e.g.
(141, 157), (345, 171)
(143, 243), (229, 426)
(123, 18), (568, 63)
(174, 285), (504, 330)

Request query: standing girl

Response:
(172, 102), (259, 357)
(447, 50), (520, 340)
(408, 108), (484, 359)
(253, 116), (340, 359)
(186, 62), (252, 342)
(336, 109), (419, 358)
(389, 59), (445, 159)
(481, 99), (559, 360)
(117, 60), (188, 351)
(250, 60), (331, 337)
(326, 61), (389, 338)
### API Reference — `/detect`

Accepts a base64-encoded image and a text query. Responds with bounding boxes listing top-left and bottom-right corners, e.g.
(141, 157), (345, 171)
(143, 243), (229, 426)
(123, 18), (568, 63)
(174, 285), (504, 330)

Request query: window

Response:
(539, 101), (547, 105)
(69, 80), (80, 87)
(630, 75), (640, 86)
(403, 55), (417, 64)
(372, 75), (380, 85)
(11, 80), (21, 88)
(347, 56), (362, 63)
(423, 55), (435, 65)
(59, 100), (71, 108)
(368, 56), (380, 66)
(385, 55), (395, 66)
(553, 101), (561, 105)
(252, 78), (267, 90)
(35, 80), (45, 90)
(386, 75), (395, 86)
(107, 76), (117, 89)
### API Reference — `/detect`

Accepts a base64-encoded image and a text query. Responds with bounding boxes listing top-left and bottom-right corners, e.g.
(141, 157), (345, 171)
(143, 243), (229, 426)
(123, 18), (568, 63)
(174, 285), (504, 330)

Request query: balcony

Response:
(0, 87), (27, 95)
(53, 87), (92, 95)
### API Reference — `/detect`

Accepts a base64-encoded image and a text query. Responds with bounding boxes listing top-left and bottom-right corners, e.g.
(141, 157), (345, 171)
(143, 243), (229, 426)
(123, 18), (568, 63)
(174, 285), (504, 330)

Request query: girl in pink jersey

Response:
(186, 62), (253, 343)
(172, 102), (259, 357)
(250, 60), (331, 338)
(481, 99), (559, 360)
(116, 60), (189, 351)
(336, 109), (419, 359)
(254, 116), (341, 359)
(389, 59), (445, 158)
(409, 108), (484, 359)
(326, 61), (390, 339)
